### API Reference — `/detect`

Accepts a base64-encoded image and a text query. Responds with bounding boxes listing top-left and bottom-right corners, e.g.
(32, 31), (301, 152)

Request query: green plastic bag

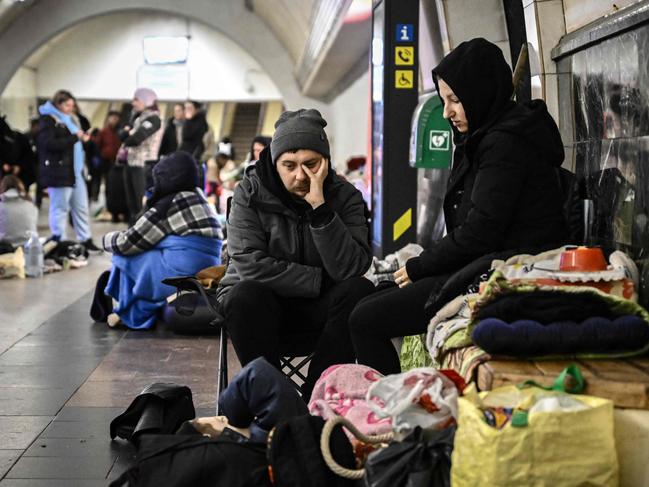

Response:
(399, 334), (432, 372)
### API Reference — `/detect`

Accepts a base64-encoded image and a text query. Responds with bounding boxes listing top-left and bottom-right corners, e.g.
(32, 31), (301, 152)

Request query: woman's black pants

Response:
(123, 165), (145, 225)
(349, 276), (446, 376)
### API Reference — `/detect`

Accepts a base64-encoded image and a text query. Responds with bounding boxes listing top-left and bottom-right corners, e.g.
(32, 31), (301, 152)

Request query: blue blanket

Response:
(472, 316), (649, 356)
(105, 235), (222, 329)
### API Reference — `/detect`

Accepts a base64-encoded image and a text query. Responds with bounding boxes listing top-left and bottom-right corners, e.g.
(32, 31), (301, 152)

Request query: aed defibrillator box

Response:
(409, 93), (453, 169)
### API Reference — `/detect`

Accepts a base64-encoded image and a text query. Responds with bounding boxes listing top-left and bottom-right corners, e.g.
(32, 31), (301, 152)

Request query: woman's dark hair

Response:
(52, 90), (75, 107)
(105, 111), (121, 127)
(186, 100), (202, 110)
(0, 175), (32, 202)
(250, 135), (270, 157)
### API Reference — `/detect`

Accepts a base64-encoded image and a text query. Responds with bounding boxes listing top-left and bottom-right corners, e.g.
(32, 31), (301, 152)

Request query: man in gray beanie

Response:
(217, 108), (374, 398)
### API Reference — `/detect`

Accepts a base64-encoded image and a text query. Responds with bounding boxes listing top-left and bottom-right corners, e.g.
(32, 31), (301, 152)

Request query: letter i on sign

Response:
(396, 24), (414, 42)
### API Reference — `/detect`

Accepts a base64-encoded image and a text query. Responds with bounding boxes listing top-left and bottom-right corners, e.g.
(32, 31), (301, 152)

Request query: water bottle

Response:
(24, 231), (44, 278)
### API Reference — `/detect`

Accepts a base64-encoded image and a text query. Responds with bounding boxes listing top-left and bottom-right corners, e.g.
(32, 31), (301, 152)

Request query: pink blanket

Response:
(308, 364), (392, 436)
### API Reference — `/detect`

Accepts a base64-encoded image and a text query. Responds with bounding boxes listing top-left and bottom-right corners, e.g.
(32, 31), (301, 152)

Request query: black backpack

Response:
(267, 415), (356, 487)
(109, 383), (195, 444)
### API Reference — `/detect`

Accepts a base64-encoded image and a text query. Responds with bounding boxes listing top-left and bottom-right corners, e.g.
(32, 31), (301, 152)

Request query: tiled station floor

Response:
(0, 213), (239, 485)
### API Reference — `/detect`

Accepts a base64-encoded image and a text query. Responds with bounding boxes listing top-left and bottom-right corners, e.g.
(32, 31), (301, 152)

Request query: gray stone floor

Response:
(0, 206), (240, 485)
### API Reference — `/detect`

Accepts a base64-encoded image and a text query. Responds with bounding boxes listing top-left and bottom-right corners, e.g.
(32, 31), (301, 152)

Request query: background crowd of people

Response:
(0, 87), (271, 251)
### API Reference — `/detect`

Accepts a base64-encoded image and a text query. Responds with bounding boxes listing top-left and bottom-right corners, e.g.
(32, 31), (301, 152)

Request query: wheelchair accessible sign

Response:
(394, 24), (415, 90)
(409, 94), (452, 169)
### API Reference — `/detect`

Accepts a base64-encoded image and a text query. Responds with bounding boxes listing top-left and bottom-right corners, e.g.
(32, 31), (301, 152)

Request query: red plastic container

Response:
(559, 247), (607, 272)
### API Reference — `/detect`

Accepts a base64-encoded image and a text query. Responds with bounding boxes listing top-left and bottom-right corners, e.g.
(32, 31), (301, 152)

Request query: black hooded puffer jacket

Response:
(217, 147), (372, 301)
(406, 38), (568, 280)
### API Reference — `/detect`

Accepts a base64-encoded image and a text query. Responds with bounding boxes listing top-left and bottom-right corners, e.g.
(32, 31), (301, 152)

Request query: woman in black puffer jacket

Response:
(179, 101), (209, 160)
(349, 38), (568, 375)
(36, 90), (97, 249)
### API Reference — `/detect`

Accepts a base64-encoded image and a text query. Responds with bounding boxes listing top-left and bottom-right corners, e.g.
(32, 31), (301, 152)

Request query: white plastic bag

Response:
(367, 367), (462, 436)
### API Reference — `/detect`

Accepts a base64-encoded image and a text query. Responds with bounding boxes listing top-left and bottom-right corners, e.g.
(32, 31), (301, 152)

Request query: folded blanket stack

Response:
(427, 247), (649, 373)
(469, 268), (649, 359)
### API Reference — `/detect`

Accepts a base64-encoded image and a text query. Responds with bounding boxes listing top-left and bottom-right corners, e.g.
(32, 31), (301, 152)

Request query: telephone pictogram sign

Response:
(395, 46), (414, 66)
(395, 70), (414, 89)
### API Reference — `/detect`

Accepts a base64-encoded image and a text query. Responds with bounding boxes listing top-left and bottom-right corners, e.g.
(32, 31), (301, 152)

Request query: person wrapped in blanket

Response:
(101, 151), (223, 329)
(349, 38), (569, 375)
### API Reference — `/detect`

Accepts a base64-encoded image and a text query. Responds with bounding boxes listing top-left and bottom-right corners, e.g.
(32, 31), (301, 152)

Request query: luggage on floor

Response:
(367, 368), (465, 436)
(159, 290), (221, 335)
(159, 274), (224, 335)
(308, 364), (392, 439)
(0, 246), (24, 279)
(451, 367), (618, 487)
(363, 426), (455, 487)
(44, 240), (88, 263)
(268, 415), (356, 487)
(90, 269), (112, 322)
(0, 241), (15, 255)
(110, 383), (195, 444)
(109, 434), (268, 487)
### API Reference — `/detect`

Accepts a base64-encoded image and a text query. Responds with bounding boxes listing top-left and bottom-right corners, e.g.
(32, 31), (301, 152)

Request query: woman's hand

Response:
(394, 266), (412, 288)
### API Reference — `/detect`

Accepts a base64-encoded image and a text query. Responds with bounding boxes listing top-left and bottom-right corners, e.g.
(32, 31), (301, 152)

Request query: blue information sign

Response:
(396, 24), (414, 42)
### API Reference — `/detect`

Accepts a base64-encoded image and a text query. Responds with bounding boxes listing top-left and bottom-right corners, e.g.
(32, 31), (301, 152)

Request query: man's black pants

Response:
(220, 277), (375, 399)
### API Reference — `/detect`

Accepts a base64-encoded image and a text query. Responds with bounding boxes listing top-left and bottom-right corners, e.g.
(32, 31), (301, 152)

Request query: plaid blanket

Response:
(103, 190), (223, 255)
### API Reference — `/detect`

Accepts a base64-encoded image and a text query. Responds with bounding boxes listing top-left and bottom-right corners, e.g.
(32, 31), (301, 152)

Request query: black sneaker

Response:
(83, 239), (102, 254)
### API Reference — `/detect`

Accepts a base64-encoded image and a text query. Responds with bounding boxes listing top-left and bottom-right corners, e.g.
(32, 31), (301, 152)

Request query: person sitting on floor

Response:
(101, 151), (223, 329)
(216, 108), (374, 398)
(0, 175), (38, 247)
(349, 38), (569, 376)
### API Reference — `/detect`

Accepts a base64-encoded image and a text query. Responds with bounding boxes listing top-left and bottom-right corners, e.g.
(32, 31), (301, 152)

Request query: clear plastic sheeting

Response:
(560, 23), (649, 306)
(571, 137), (649, 253)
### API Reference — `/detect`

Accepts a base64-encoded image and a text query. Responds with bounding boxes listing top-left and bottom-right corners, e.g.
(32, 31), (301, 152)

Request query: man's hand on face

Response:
(303, 157), (328, 209)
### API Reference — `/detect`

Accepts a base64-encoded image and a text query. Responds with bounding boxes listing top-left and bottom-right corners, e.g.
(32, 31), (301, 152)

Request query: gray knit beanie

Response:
(270, 109), (330, 163)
